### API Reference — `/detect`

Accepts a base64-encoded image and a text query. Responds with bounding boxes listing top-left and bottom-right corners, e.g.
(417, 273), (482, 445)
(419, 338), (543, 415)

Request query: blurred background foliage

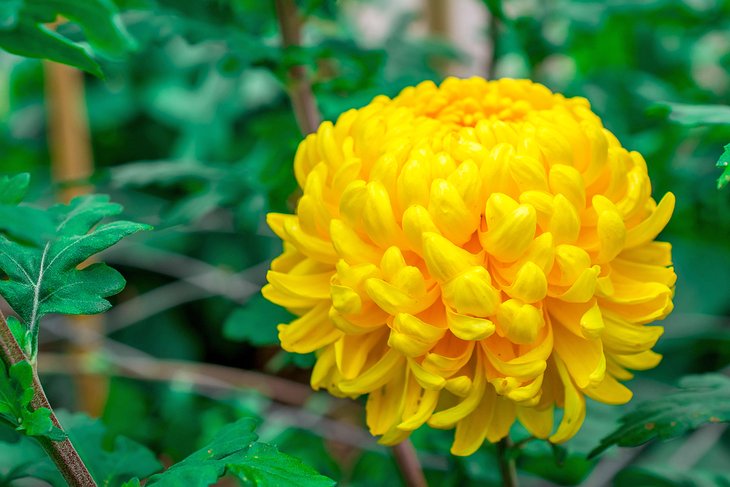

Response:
(1, 0), (730, 485)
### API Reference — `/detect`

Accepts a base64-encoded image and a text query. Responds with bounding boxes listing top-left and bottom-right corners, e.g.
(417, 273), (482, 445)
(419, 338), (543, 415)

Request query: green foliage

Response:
(223, 294), (292, 346)
(0, 194), (150, 357)
(62, 412), (162, 486)
(0, 431), (61, 485)
(126, 417), (334, 487)
(717, 143), (730, 189)
(0, 0), (134, 77)
(0, 360), (63, 440)
(0, 413), (161, 486)
(590, 374), (730, 458)
(0, 174), (53, 245)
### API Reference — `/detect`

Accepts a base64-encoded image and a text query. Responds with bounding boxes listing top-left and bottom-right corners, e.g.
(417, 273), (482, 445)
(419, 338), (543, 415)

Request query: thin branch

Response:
(392, 439), (428, 487)
(0, 310), (96, 487)
(496, 437), (518, 487)
(274, 0), (322, 135)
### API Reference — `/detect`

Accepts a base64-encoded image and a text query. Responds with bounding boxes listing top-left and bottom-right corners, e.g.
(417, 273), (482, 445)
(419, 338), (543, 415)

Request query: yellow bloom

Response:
(264, 77), (676, 455)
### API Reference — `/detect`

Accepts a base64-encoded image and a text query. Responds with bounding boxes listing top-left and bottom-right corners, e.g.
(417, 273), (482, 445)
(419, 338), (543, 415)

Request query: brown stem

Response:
(496, 436), (518, 487)
(392, 439), (428, 487)
(274, 0), (322, 135)
(0, 311), (97, 486)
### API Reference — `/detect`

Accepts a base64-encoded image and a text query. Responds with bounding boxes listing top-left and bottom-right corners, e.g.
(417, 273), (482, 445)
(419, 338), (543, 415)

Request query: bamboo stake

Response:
(43, 59), (107, 416)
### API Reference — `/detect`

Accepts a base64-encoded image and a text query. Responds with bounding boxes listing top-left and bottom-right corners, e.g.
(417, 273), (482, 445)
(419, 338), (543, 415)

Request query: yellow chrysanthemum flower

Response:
(263, 77), (676, 455)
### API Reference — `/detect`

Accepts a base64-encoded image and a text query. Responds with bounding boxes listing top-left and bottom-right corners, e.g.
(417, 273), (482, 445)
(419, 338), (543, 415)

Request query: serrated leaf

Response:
(58, 412), (161, 486)
(589, 374), (730, 458)
(140, 417), (333, 487)
(143, 417), (259, 487)
(0, 194), (151, 356)
(716, 143), (730, 189)
(0, 174), (54, 245)
(227, 442), (336, 487)
(0, 360), (64, 440)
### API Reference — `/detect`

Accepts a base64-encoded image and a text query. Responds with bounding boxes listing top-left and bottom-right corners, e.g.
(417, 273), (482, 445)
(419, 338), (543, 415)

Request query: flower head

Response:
(263, 77), (676, 455)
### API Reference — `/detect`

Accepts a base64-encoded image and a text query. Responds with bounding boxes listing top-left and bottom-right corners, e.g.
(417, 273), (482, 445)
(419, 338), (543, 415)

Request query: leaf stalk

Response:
(0, 309), (97, 487)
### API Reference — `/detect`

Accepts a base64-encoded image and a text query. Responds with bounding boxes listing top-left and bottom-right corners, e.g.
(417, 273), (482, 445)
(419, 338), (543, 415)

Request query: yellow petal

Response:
(330, 285), (362, 314)
(580, 302), (605, 339)
(596, 209), (626, 263)
(429, 179), (478, 245)
(398, 388), (440, 431)
(397, 158), (432, 210)
(482, 203), (537, 263)
(624, 192), (675, 248)
(442, 267), (501, 317)
(506, 261), (548, 303)
(408, 358), (447, 390)
(335, 331), (384, 379)
(444, 376), (473, 397)
(549, 164), (585, 210)
(484, 396), (517, 443)
(583, 374), (633, 405)
(550, 194), (581, 244)
(496, 299), (545, 345)
(549, 358), (586, 443)
(446, 307), (495, 341)
(422, 232), (479, 282)
(450, 389), (494, 456)
(266, 270), (333, 300)
(553, 323), (605, 388)
(517, 405), (554, 439)
(367, 366), (407, 435)
(612, 350), (663, 370)
(338, 348), (404, 395)
(429, 355), (486, 429)
(278, 303), (343, 353)
(362, 181), (406, 248)
(402, 205), (441, 253)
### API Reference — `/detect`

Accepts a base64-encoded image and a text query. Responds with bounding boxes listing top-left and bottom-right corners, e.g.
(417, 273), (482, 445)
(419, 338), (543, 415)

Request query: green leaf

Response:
(227, 442), (336, 487)
(0, 431), (63, 485)
(29, 0), (136, 57)
(0, 360), (64, 440)
(589, 374), (730, 458)
(59, 412), (162, 486)
(5, 317), (31, 355)
(717, 143), (730, 189)
(0, 174), (54, 245)
(141, 417), (334, 487)
(0, 173), (30, 205)
(0, 21), (102, 77)
(0, 0), (135, 76)
(143, 417), (259, 486)
(653, 102), (730, 126)
(0, 413), (159, 487)
(0, 194), (151, 356)
(223, 294), (293, 346)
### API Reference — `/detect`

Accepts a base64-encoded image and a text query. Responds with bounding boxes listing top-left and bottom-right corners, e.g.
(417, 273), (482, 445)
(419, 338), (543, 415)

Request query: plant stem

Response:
(496, 436), (518, 487)
(0, 311), (97, 487)
(391, 439), (428, 487)
(274, 0), (322, 135)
